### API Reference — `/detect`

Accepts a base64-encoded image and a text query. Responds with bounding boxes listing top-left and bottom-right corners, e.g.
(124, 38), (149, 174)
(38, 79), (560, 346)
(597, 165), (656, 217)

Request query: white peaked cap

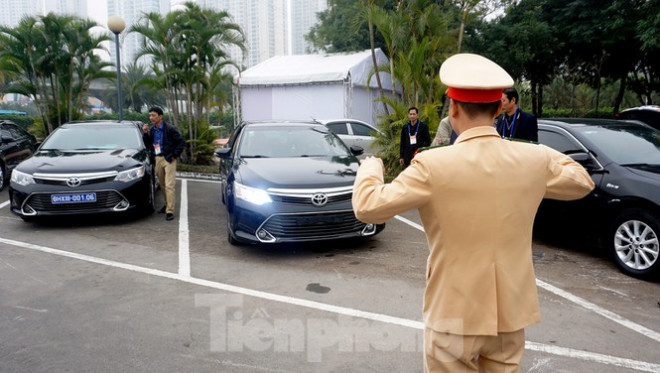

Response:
(439, 53), (514, 102)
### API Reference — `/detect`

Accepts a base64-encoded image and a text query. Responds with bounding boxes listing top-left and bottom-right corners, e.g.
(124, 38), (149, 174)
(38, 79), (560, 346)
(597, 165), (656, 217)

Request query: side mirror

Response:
(568, 152), (590, 163)
(214, 147), (232, 159)
(568, 151), (601, 172)
(350, 145), (364, 156)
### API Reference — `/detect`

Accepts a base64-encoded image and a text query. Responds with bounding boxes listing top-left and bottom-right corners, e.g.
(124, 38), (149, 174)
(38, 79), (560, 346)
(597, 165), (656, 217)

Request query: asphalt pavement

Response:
(0, 177), (658, 372)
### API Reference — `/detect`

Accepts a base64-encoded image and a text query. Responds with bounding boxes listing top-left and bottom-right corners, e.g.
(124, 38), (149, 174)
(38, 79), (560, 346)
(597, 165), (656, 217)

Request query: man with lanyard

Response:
(142, 106), (185, 221)
(495, 87), (538, 142)
(399, 106), (431, 167)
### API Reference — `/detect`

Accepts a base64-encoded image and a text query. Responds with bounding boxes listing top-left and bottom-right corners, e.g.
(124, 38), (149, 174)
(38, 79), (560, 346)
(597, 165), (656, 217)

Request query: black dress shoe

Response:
(158, 206), (166, 214)
(166, 213), (175, 221)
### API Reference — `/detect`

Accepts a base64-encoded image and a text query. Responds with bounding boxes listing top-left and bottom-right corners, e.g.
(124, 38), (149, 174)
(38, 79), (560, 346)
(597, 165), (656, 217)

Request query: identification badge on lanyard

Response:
(154, 144), (162, 155)
(410, 135), (417, 145)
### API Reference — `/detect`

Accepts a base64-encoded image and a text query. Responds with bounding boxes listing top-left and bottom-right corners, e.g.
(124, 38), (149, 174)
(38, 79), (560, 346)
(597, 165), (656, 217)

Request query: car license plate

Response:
(297, 215), (343, 225)
(51, 193), (97, 204)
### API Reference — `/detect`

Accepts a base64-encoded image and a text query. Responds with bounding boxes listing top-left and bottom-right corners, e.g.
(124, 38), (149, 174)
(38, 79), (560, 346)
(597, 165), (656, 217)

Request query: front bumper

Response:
(9, 177), (150, 217)
(228, 192), (384, 244)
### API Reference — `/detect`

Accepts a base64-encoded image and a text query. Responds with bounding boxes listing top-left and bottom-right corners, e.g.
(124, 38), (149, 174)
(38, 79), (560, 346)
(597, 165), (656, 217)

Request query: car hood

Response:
(235, 156), (359, 189)
(599, 164), (660, 206)
(17, 149), (146, 174)
(624, 163), (660, 177)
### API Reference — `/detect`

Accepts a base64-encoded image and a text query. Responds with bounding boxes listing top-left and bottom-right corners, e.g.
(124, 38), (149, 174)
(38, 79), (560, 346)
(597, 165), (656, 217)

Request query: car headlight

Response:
(234, 181), (272, 205)
(115, 166), (146, 182)
(11, 170), (35, 186)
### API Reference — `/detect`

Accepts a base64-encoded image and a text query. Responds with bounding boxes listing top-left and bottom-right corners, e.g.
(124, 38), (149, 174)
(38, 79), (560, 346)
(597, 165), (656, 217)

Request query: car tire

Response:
(0, 162), (5, 191)
(227, 219), (240, 246)
(610, 209), (660, 279)
(142, 177), (156, 215)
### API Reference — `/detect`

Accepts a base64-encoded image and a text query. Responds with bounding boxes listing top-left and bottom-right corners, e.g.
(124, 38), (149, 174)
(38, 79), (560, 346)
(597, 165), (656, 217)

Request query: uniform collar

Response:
(454, 126), (500, 145)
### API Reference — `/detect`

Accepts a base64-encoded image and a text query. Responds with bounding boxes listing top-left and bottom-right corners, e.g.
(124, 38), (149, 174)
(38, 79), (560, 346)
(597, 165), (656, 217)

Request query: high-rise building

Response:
(0, 0), (87, 27)
(107, 0), (170, 68)
(198, 0), (327, 70)
(44, 0), (88, 18)
(290, 0), (327, 55)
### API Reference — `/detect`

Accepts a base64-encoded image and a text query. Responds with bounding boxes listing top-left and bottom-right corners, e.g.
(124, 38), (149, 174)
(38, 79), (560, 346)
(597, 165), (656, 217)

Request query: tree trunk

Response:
(367, 3), (390, 126)
(538, 84), (544, 118)
(531, 81), (538, 116)
(614, 74), (626, 114)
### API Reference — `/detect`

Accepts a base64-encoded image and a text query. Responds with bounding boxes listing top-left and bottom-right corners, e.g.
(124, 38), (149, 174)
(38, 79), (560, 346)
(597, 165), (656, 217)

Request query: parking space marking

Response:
(179, 179), (190, 277)
(394, 214), (660, 344)
(524, 342), (660, 372)
(1, 236), (658, 372)
(0, 200), (9, 209)
(393, 215), (424, 231)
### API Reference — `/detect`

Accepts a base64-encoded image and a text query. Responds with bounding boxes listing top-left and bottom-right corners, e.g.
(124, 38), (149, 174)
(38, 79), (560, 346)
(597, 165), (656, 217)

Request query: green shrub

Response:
(0, 115), (34, 130)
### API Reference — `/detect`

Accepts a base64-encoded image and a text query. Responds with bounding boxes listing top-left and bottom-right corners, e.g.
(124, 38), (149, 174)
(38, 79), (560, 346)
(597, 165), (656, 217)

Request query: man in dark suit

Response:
(399, 106), (431, 167)
(495, 87), (538, 142)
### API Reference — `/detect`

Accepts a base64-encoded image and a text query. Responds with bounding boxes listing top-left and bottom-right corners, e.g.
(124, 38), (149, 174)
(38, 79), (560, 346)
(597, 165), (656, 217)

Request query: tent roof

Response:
(238, 49), (391, 89)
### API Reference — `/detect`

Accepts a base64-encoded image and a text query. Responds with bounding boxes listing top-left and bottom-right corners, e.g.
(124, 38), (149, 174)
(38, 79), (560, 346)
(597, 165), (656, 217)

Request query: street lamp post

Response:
(107, 15), (126, 122)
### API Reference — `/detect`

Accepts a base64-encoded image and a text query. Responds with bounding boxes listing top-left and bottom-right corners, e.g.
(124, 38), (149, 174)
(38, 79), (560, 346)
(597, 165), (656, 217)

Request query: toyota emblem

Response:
(66, 177), (82, 187)
(311, 193), (328, 207)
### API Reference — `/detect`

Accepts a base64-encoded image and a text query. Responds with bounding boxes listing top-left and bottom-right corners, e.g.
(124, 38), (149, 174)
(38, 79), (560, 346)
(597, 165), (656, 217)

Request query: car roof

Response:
(59, 120), (143, 129)
(240, 120), (326, 129)
(539, 117), (648, 129)
(618, 105), (660, 114)
(314, 118), (372, 125)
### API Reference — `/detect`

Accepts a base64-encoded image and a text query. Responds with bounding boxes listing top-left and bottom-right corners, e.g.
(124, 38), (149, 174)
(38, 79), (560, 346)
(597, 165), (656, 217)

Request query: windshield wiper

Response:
(241, 155), (269, 158)
(620, 163), (660, 167)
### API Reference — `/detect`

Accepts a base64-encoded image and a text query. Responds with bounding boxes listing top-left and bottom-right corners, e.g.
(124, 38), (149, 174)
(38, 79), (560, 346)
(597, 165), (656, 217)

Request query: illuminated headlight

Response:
(115, 166), (145, 182)
(234, 181), (271, 205)
(11, 170), (35, 186)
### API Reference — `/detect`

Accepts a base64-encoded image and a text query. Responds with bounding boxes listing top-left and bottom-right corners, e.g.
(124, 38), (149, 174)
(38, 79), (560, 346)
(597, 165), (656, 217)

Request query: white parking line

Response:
(178, 179), (190, 277)
(0, 200), (9, 209)
(0, 236), (658, 372)
(393, 214), (660, 344)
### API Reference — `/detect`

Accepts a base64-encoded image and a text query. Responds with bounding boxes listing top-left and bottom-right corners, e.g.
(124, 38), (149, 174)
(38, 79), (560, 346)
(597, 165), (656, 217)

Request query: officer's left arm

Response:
(543, 146), (595, 200)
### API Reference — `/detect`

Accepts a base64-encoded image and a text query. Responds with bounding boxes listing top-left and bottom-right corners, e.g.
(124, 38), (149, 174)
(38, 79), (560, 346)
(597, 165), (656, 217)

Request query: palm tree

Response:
(131, 3), (246, 163)
(0, 14), (109, 135)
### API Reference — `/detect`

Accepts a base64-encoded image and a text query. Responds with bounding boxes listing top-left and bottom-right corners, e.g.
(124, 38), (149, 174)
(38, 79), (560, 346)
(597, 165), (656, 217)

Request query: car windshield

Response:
(238, 126), (351, 158)
(577, 125), (660, 165)
(41, 126), (143, 150)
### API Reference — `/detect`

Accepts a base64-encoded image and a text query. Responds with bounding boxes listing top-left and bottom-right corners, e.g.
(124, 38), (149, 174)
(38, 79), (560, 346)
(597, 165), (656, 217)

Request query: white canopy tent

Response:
(235, 49), (396, 125)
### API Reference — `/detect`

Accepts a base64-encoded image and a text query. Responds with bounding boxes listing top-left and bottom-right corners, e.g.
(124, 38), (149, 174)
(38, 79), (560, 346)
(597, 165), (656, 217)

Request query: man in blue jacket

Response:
(142, 107), (185, 221)
(495, 87), (538, 142)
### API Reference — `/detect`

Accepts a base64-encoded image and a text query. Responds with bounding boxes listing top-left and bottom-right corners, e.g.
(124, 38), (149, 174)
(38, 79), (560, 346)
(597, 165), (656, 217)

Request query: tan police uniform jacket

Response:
(352, 126), (595, 336)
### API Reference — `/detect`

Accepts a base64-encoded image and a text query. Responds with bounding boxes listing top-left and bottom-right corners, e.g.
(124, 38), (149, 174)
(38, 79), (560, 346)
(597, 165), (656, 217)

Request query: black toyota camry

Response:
(535, 118), (660, 279)
(9, 121), (156, 220)
(215, 120), (385, 245)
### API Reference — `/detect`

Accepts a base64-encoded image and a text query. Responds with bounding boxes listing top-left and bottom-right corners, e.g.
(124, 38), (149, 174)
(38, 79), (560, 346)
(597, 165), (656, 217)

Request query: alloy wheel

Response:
(614, 219), (659, 272)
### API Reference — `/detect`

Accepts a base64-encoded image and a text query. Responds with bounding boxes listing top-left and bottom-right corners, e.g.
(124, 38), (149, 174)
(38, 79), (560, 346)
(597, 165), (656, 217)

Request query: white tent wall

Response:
(237, 49), (396, 125)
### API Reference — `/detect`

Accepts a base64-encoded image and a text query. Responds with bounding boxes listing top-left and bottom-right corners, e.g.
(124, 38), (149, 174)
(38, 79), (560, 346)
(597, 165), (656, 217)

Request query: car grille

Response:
(267, 186), (353, 205)
(261, 210), (365, 239)
(36, 176), (116, 186)
(25, 191), (124, 212)
(271, 193), (351, 204)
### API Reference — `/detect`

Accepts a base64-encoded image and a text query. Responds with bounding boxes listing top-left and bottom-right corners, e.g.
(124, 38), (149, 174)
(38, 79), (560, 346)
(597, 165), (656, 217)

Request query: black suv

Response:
(536, 118), (660, 279)
(0, 120), (36, 190)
